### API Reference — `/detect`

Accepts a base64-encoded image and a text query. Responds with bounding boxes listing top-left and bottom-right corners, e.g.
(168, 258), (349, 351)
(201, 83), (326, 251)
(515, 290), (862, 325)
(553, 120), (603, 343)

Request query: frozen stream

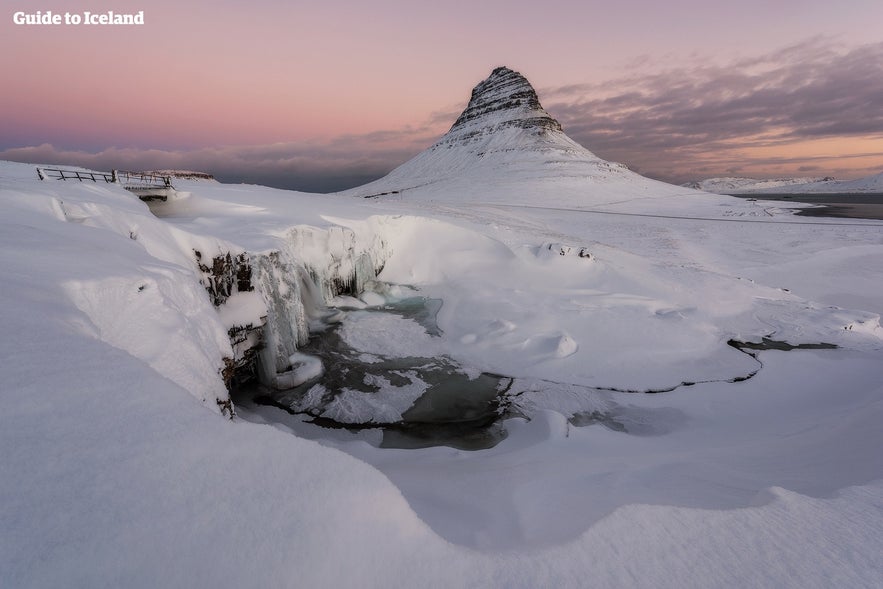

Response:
(234, 294), (511, 450)
(234, 288), (844, 452)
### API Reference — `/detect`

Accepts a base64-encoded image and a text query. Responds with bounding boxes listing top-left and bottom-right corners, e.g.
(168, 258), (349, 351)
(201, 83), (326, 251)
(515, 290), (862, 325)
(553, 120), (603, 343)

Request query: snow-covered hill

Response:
(2, 67), (883, 586)
(683, 176), (834, 193)
(344, 67), (715, 212)
(687, 171), (883, 194)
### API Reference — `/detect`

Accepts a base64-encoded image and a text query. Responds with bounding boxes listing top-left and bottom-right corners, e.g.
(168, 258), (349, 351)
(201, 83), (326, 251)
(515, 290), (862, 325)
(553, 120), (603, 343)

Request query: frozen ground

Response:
(2, 69), (883, 588)
(2, 156), (882, 586)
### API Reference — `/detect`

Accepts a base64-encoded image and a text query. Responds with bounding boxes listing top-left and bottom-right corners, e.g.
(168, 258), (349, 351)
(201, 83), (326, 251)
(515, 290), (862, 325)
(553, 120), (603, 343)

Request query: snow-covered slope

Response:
(344, 67), (717, 212)
(785, 170), (883, 193)
(688, 171), (883, 194)
(0, 161), (237, 414)
(684, 176), (834, 194)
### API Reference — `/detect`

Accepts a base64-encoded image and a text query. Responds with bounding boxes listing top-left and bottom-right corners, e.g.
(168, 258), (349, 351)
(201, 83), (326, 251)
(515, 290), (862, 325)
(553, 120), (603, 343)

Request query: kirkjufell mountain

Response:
(446, 65), (564, 137)
(344, 66), (695, 207)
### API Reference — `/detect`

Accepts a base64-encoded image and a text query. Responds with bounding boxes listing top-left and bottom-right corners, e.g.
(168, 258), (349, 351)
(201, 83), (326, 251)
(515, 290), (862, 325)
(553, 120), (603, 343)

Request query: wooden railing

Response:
(37, 167), (173, 191)
(37, 167), (115, 183)
(116, 170), (173, 190)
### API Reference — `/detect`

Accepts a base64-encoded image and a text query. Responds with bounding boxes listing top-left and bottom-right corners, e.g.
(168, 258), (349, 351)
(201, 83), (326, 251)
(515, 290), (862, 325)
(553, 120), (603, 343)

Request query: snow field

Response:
(3, 147), (882, 586)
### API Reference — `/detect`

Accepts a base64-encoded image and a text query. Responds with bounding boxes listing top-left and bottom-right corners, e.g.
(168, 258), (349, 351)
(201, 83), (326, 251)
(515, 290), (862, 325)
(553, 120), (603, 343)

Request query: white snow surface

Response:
(689, 171), (883, 194)
(3, 102), (883, 588)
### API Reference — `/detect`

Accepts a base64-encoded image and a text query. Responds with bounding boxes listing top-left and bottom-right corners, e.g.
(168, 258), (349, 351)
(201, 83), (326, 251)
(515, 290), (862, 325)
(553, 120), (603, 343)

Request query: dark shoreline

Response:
(729, 193), (883, 220)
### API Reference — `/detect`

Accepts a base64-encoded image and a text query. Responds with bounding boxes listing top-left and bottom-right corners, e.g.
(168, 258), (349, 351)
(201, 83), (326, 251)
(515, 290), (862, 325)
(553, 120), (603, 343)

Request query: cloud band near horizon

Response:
(2, 38), (882, 192)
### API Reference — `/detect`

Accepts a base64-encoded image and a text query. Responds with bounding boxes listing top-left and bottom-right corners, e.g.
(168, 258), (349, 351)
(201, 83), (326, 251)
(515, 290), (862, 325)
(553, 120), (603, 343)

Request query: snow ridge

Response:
(687, 171), (883, 194)
(683, 176), (834, 194)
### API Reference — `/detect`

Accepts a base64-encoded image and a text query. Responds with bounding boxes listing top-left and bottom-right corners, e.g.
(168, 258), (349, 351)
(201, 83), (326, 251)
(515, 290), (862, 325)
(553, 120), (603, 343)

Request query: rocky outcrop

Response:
(148, 170), (216, 181)
(194, 250), (253, 306)
(448, 66), (563, 135)
(194, 249), (264, 390)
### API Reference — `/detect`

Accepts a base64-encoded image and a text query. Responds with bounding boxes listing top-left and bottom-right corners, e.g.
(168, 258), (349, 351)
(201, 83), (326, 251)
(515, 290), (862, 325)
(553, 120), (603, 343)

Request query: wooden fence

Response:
(37, 167), (174, 200)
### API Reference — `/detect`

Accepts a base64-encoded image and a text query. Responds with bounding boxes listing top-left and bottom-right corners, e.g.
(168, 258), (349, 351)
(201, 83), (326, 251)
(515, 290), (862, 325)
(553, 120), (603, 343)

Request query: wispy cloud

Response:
(3, 39), (881, 188)
(541, 38), (883, 181)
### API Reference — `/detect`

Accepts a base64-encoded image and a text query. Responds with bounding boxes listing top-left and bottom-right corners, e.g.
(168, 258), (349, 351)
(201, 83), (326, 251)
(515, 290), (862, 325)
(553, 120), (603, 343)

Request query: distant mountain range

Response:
(685, 172), (883, 195)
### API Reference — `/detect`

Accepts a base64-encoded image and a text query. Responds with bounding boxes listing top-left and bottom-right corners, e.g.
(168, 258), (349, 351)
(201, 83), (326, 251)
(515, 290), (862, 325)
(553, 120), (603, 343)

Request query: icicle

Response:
(247, 221), (393, 390)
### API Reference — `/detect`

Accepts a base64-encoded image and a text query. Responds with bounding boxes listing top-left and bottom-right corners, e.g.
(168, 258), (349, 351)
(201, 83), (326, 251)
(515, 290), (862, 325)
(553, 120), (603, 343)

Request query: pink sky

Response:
(3, 0), (883, 190)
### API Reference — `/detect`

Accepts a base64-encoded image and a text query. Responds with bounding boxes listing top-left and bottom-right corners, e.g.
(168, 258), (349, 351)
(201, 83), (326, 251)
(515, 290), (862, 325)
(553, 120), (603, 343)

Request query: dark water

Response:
(727, 337), (837, 353)
(729, 193), (883, 220)
(236, 296), (510, 450)
(733, 193), (883, 204)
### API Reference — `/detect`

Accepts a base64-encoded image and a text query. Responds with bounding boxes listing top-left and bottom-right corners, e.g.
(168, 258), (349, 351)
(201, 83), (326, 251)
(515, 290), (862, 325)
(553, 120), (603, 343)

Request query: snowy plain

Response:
(3, 68), (883, 587)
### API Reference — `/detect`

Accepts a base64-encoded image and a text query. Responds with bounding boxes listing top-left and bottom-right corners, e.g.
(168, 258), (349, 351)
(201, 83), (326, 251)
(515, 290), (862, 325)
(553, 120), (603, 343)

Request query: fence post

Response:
(112, 169), (119, 183)
(36, 168), (45, 181)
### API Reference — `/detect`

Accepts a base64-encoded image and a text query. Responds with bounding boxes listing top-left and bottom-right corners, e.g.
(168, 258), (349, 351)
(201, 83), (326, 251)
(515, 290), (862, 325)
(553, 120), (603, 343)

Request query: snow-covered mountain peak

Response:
(447, 66), (563, 136)
(343, 66), (666, 200)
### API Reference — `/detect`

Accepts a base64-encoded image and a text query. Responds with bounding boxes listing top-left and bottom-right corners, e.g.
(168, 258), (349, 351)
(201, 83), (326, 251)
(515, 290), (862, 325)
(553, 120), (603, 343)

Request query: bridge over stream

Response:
(37, 167), (175, 201)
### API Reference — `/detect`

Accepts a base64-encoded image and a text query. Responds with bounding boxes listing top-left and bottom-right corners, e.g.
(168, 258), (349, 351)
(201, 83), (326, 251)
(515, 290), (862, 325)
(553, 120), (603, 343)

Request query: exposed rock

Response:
(194, 249), (263, 389)
(448, 66), (563, 135)
(344, 65), (633, 196)
(194, 250), (252, 306)
(226, 324), (264, 386)
(146, 170), (216, 181)
(537, 242), (594, 260)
